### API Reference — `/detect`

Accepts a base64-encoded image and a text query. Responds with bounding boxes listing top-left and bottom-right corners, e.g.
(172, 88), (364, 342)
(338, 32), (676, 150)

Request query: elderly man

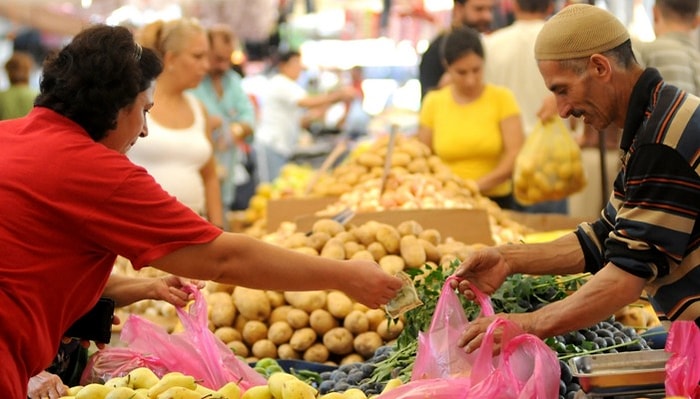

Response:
(453, 4), (700, 352)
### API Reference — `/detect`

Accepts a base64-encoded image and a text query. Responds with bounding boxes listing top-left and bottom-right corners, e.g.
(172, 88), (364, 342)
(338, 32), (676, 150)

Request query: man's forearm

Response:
(498, 232), (586, 276)
(527, 263), (646, 338)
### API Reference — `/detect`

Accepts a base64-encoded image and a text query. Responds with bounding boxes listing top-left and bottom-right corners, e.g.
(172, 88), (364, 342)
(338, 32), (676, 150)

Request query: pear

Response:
(280, 379), (317, 399)
(147, 372), (196, 398)
(156, 386), (202, 399)
(103, 376), (129, 388)
(67, 386), (84, 396)
(342, 388), (367, 399)
(267, 372), (297, 399)
(104, 387), (137, 399)
(127, 367), (160, 389)
(380, 378), (403, 394)
(75, 383), (111, 399)
(195, 384), (217, 395)
(217, 381), (242, 399)
(241, 385), (273, 399)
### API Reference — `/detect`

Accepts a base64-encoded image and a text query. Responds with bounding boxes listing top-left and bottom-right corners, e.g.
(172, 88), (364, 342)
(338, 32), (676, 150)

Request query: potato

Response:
(439, 253), (460, 267)
(303, 343), (330, 363)
(419, 238), (442, 263)
(390, 151), (411, 167)
(352, 224), (376, 246)
(289, 327), (317, 352)
(326, 182), (354, 196)
(398, 138), (430, 158)
(266, 291), (286, 308)
(400, 235), (427, 269)
(335, 231), (357, 243)
(227, 340), (249, 357)
(252, 339), (278, 359)
(205, 281), (235, 294)
(284, 291), (327, 313)
(376, 224), (401, 254)
(269, 305), (294, 324)
(309, 309), (339, 335)
(367, 242), (388, 261)
(419, 229), (442, 246)
(284, 232), (310, 249)
(365, 309), (386, 331)
(397, 220), (423, 237)
(208, 292), (236, 327)
(379, 255), (405, 275)
(320, 238), (346, 260)
(337, 170), (361, 185)
(323, 327), (354, 355)
(233, 287), (271, 321)
(340, 353), (365, 365)
(214, 326), (241, 344)
(356, 152), (384, 168)
(326, 291), (354, 319)
(350, 250), (375, 261)
(353, 302), (369, 312)
(234, 314), (249, 332)
(277, 343), (301, 360)
(242, 320), (268, 345)
(294, 247), (319, 256)
(312, 218), (346, 237)
(307, 231), (331, 252)
(406, 157), (430, 174)
(286, 308), (310, 329)
(267, 321), (294, 345)
(343, 241), (364, 259)
(353, 331), (383, 358)
(343, 310), (369, 335)
(377, 319), (404, 341)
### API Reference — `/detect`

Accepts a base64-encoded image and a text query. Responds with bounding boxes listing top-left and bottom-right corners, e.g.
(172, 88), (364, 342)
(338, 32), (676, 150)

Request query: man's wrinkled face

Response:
(538, 59), (615, 131)
(456, 0), (495, 33)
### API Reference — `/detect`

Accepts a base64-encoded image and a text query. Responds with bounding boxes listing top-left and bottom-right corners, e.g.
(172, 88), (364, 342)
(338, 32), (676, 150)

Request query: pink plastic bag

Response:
(665, 321), (700, 398)
(80, 347), (170, 384)
(379, 276), (560, 399)
(116, 284), (266, 390)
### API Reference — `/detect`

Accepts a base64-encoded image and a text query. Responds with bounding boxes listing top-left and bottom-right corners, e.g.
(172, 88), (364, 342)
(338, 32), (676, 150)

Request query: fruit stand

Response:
(70, 134), (680, 399)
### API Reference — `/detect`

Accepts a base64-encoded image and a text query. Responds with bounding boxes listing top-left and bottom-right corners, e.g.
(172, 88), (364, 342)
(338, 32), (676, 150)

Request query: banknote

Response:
(385, 271), (423, 318)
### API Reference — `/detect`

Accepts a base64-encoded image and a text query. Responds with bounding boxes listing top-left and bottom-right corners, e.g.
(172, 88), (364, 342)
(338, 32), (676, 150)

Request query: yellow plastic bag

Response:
(513, 118), (586, 205)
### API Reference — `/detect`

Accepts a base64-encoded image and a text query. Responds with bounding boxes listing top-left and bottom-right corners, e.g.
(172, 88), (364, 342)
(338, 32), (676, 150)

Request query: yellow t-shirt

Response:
(419, 84), (520, 197)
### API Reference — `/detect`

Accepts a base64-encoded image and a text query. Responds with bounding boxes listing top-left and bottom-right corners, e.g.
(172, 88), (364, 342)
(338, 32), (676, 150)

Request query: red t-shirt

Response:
(0, 107), (222, 397)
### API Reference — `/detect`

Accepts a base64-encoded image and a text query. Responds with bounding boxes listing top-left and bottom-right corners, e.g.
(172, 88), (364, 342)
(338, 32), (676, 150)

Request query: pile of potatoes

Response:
(243, 134), (529, 244)
(114, 218), (481, 365)
(309, 135), (528, 245)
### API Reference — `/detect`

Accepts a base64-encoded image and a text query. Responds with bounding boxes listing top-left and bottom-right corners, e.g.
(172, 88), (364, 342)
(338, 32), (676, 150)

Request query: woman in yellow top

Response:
(418, 26), (525, 209)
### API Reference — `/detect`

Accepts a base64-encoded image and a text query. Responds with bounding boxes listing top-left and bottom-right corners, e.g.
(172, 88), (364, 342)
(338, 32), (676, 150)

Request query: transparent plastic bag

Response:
(378, 276), (560, 399)
(665, 321), (700, 398)
(513, 118), (586, 205)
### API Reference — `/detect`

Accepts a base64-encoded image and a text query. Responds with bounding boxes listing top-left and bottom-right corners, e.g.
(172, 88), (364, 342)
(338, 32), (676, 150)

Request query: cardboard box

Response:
(266, 197), (338, 230)
(296, 208), (495, 246)
(505, 211), (590, 232)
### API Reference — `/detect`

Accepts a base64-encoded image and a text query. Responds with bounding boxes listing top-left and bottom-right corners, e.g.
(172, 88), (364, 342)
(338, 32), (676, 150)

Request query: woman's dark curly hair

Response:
(35, 24), (163, 142)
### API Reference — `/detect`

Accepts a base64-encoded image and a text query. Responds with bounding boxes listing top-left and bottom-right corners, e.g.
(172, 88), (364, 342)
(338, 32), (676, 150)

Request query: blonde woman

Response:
(130, 18), (224, 227)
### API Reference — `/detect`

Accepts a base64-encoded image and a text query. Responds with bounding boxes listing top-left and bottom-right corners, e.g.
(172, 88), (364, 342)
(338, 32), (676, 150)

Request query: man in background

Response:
(634, 0), (700, 95)
(0, 51), (38, 120)
(192, 25), (257, 217)
(482, 0), (569, 214)
(418, 0), (495, 100)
